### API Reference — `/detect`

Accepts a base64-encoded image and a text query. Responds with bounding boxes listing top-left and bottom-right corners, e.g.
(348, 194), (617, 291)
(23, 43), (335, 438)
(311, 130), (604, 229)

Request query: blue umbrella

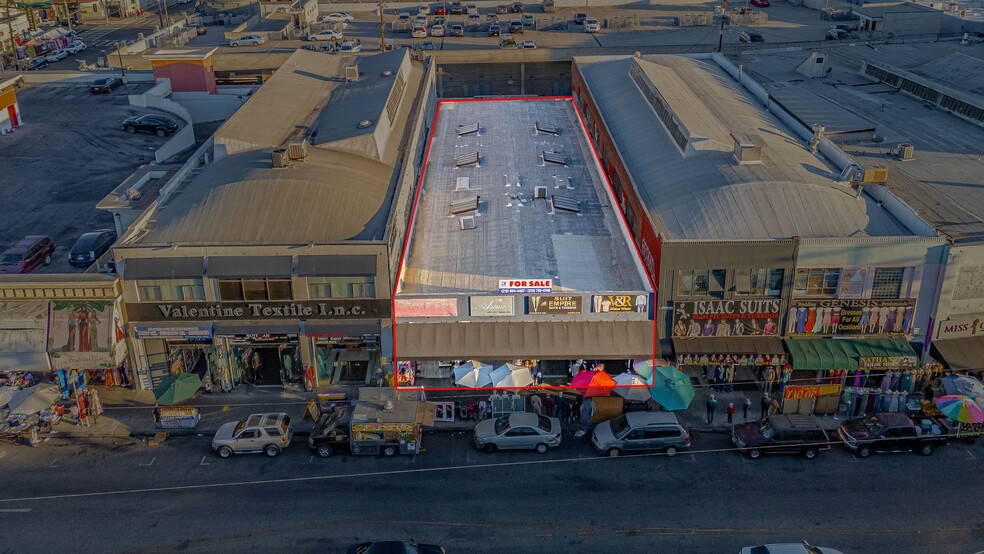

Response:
(647, 365), (695, 411)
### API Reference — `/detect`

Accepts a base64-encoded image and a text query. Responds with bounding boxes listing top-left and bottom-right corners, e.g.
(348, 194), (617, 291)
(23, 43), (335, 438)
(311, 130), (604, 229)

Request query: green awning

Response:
(785, 338), (918, 371)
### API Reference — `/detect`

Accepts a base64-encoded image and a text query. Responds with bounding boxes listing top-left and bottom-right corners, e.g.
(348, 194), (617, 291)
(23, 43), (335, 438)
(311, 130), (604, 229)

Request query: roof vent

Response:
(382, 70), (394, 76)
(459, 215), (476, 230)
(345, 65), (359, 81)
(454, 151), (480, 167)
(357, 119), (374, 129)
(272, 148), (289, 168)
(287, 137), (308, 160)
(533, 185), (547, 199)
(731, 132), (763, 165)
(541, 150), (567, 165)
(551, 195), (580, 214)
(450, 195), (480, 215)
(897, 143), (915, 161)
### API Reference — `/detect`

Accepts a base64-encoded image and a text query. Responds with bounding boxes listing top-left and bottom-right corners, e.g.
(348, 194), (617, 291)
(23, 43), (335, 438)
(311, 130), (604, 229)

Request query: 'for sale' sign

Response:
(498, 279), (552, 294)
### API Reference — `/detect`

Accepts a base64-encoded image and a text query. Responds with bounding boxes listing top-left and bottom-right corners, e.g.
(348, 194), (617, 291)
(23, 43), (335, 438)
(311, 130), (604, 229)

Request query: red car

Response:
(0, 235), (55, 274)
(433, 4), (446, 14)
(751, 0), (770, 6)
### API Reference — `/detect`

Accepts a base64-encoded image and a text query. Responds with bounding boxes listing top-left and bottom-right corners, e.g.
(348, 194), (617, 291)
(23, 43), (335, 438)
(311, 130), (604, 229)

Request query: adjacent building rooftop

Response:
(398, 98), (650, 295)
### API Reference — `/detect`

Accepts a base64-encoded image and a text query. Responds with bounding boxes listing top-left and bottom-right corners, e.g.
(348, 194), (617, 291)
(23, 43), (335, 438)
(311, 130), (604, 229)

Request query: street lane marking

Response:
(964, 448), (977, 460)
(49, 459), (58, 468)
(308, 455), (314, 464)
(139, 457), (156, 467)
(0, 508), (31, 513)
(685, 453), (696, 462)
(199, 456), (210, 466)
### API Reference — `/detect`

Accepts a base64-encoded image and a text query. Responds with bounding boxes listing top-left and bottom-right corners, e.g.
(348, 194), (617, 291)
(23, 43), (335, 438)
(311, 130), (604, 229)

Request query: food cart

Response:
(349, 388), (437, 456)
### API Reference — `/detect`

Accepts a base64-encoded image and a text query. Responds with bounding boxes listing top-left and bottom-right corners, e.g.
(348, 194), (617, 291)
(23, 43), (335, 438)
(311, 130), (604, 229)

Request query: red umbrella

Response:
(570, 370), (616, 397)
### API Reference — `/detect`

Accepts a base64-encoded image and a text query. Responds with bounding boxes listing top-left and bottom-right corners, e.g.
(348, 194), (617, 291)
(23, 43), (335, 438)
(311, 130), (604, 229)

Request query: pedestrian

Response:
(742, 397), (751, 422)
(760, 393), (771, 420)
(531, 394), (543, 416)
(706, 394), (718, 425)
(533, 365), (543, 386)
(726, 402), (735, 424)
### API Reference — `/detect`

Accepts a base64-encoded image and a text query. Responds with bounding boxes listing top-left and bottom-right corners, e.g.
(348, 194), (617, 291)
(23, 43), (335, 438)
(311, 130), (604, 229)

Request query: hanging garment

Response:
(880, 372), (892, 392)
(901, 307), (914, 333)
(885, 309), (897, 335)
(788, 308), (799, 334)
(899, 370), (912, 394)
(804, 309), (817, 335)
(797, 308), (808, 334)
(839, 370), (849, 389)
(898, 391), (909, 412)
(879, 392), (892, 413)
(853, 370), (862, 388)
(811, 308), (824, 334)
(821, 309), (833, 333)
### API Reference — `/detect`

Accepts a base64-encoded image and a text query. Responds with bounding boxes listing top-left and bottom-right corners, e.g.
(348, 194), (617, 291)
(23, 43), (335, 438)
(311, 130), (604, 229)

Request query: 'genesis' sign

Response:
(127, 300), (390, 322)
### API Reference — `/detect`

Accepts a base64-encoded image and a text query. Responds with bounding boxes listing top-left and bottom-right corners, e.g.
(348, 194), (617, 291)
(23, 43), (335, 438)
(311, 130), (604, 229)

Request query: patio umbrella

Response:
(453, 360), (494, 388)
(612, 372), (650, 402)
(7, 385), (61, 415)
(154, 373), (202, 405)
(570, 370), (616, 398)
(632, 360), (655, 382)
(941, 375), (984, 399)
(647, 365), (695, 411)
(491, 363), (534, 389)
(0, 386), (18, 408)
(934, 395), (984, 424)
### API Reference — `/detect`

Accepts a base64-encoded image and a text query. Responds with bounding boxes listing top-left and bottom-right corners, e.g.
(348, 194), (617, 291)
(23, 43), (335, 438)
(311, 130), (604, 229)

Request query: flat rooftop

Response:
(737, 45), (984, 242)
(0, 81), (170, 273)
(575, 54), (917, 241)
(398, 98), (649, 295)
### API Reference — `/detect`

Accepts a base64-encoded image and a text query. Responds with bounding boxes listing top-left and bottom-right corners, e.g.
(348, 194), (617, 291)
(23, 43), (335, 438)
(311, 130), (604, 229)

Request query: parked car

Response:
(418, 3), (430, 14)
(308, 407), (352, 457)
(592, 412), (691, 458)
(465, 3), (478, 15)
(449, 24), (464, 36)
(508, 18), (524, 32)
(499, 33), (518, 48)
(449, 0), (463, 14)
(751, 0), (770, 6)
(431, 24), (446, 36)
(573, 11), (587, 24)
(68, 229), (117, 269)
(88, 76), (123, 94)
(496, 4), (509, 13)
(838, 413), (948, 457)
(212, 413), (293, 458)
(64, 40), (87, 54)
(583, 17), (600, 32)
(411, 24), (427, 38)
(338, 40), (362, 52)
(521, 14), (535, 27)
(45, 49), (68, 63)
(740, 544), (844, 554)
(195, 25), (208, 35)
(347, 542), (446, 554)
(474, 413), (561, 453)
(733, 414), (831, 459)
(25, 57), (48, 70)
(122, 114), (180, 137)
(488, 24), (501, 36)
(826, 28), (851, 40)
(543, 0), (555, 12)
(433, 4), (446, 15)
(308, 28), (343, 41)
(510, 1), (524, 12)
(415, 13), (428, 24)
(522, 39), (536, 48)
(229, 34), (265, 47)
(830, 23), (858, 32)
(418, 40), (435, 50)
(177, 0), (193, 4)
(322, 11), (354, 23)
(0, 236), (55, 274)
(432, 15), (445, 25)
(739, 29), (764, 43)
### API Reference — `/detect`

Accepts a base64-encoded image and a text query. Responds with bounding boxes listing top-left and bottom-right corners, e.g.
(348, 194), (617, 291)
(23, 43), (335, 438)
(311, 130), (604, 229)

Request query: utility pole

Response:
(377, 0), (386, 51)
(63, 0), (72, 31)
(717, 0), (728, 53)
(4, 1), (21, 70)
(115, 40), (125, 76)
(156, 0), (164, 27)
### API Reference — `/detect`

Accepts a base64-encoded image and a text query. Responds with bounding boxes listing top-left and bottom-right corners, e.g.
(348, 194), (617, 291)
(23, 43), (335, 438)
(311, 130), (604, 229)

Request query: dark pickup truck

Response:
(838, 413), (948, 457)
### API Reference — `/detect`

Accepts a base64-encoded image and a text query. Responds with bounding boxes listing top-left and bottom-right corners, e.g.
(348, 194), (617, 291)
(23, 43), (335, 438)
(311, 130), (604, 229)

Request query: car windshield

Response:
(493, 415), (511, 435)
(863, 417), (884, 435)
(537, 415), (553, 432)
(758, 421), (775, 439)
(610, 414), (630, 438)
(0, 254), (22, 265)
(233, 420), (247, 436)
(93, 79), (107, 85)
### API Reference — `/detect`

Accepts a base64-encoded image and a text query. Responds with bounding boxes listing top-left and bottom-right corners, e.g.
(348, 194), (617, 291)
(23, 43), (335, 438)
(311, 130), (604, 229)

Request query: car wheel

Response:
(125, 126), (136, 134)
(264, 444), (280, 457)
(316, 444), (333, 458)
(919, 444), (935, 456)
(484, 443), (498, 453)
(747, 448), (761, 459)
(218, 446), (233, 458)
(251, 41), (259, 46)
(606, 448), (621, 458)
(383, 445), (397, 457)
(857, 446), (872, 458)
(803, 447), (818, 460)
(535, 443), (548, 454)
(155, 128), (166, 137)
(665, 445), (679, 457)
(232, 42), (240, 47)
(43, 254), (52, 265)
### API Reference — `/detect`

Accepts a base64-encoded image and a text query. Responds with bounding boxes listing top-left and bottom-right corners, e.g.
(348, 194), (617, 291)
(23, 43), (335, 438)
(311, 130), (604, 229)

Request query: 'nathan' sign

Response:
(499, 279), (552, 294)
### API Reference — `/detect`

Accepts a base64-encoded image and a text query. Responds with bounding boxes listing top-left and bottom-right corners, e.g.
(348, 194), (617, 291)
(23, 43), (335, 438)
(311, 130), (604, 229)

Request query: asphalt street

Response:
(1, 430), (982, 553)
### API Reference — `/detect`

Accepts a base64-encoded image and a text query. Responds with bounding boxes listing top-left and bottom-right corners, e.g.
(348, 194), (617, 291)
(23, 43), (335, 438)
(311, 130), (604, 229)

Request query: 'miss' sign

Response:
(498, 279), (552, 294)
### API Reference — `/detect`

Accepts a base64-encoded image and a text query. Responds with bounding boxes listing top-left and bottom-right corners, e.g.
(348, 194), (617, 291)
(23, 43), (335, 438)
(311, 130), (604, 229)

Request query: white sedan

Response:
(321, 12), (354, 23)
(338, 40), (362, 53)
(308, 29), (343, 41)
(64, 41), (87, 54)
(45, 49), (68, 63)
(229, 34), (266, 47)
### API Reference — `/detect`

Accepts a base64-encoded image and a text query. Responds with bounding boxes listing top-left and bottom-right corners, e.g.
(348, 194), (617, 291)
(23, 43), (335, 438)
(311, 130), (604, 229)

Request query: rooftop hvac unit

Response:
(287, 138), (308, 160)
(551, 195), (580, 214)
(450, 195), (480, 215)
(861, 166), (889, 184)
(345, 66), (359, 82)
(898, 143), (914, 161)
(731, 132), (763, 165)
(533, 186), (547, 199)
(459, 215), (476, 230)
(272, 148), (289, 168)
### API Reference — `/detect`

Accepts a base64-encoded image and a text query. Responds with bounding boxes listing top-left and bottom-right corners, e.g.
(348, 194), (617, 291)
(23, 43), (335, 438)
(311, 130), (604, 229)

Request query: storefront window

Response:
(677, 269), (725, 298)
(308, 277), (376, 299)
(137, 279), (206, 301)
(871, 267), (904, 299)
(734, 269), (784, 297)
(218, 279), (293, 301)
(793, 268), (839, 297)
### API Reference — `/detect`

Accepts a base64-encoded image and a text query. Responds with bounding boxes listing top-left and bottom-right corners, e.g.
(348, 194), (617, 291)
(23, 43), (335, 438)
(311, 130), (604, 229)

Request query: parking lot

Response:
(0, 82), (171, 273)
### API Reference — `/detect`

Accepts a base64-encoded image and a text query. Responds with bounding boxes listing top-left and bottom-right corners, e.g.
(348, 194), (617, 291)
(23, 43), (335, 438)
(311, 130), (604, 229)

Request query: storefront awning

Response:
(305, 322), (380, 336)
(0, 352), (50, 372)
(932, 337), (984, 371)
(785, 338), (917, 371)
(122, 257), (204, 279)
(672, 337), (784, 356)
(207, 256), (293, 278)
(214, 322), (300, 336)
(396, 321), (654, 360)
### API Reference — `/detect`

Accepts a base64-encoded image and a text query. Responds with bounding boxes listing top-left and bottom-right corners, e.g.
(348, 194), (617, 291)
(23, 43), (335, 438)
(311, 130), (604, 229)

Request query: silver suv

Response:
(592, 412), (691, 457)
(212, 412), (293, 458)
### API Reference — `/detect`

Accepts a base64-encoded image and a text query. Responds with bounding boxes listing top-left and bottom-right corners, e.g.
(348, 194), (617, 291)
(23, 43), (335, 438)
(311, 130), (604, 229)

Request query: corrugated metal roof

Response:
(576, 55), (914, 241)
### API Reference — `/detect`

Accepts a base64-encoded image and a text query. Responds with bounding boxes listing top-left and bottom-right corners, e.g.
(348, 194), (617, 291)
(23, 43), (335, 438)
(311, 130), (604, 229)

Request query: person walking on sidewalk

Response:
(760, 393), (771, 420)
(706, 394), (718, 425)
(726, 402), (735, 424)
(742, 397), (752, 422)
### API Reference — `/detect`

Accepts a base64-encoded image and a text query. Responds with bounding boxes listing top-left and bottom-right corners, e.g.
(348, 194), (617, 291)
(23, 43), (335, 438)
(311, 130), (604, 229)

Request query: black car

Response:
(89, 77), (124, 94)
(307, 407), (352, 458)
(69, 229), (117, 269)
(122, 114), (179, 137)
(510, 1), (524, 12)
(25, 57), (48, 70)
(449, 0), (463, 13)
(347, 541), (446, 554)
